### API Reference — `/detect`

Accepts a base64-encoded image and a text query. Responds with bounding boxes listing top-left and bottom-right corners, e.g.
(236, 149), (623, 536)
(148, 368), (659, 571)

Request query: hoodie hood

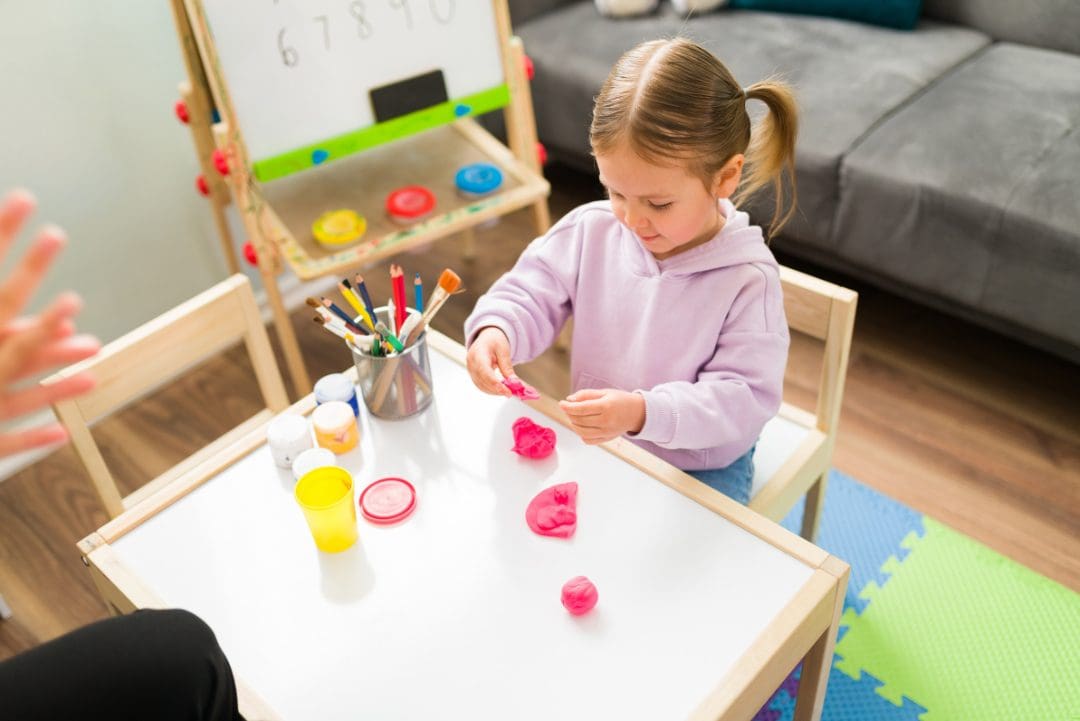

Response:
(648, 199), (774, 277)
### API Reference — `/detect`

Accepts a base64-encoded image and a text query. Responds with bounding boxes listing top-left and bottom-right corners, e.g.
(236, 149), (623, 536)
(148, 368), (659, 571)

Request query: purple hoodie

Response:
(465, 199), (789, 470)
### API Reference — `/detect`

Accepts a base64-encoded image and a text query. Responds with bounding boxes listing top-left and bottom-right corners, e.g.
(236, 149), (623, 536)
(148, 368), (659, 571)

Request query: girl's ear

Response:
(712, 154), (745, 199)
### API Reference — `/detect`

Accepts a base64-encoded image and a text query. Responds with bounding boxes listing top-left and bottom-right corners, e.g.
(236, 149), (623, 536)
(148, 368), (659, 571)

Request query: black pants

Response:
(0, 608), (244, 721)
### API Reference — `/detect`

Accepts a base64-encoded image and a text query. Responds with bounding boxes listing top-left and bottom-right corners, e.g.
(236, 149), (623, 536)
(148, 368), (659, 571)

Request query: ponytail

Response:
(735, 79), (799, 238)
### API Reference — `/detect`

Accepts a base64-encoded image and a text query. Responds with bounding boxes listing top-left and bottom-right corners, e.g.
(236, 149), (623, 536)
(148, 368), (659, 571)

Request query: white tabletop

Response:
(112, 348), (814, 721)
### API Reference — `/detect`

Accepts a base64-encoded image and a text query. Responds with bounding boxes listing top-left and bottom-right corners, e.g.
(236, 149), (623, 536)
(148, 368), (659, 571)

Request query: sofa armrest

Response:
(508, 0), (580, 26)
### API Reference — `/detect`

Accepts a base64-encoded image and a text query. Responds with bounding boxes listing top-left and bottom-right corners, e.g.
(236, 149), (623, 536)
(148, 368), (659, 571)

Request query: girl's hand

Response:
(466, 326), (514, 397)
(558, 388), (645, 445)
(0, 189), (101, 456)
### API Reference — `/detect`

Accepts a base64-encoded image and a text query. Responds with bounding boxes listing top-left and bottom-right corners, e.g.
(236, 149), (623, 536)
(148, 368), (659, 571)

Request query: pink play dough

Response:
(561, 576), (598, 615)
(526, 482), (577, 538)
(511, 417), (556, 459)
(503, 376), (540, 400)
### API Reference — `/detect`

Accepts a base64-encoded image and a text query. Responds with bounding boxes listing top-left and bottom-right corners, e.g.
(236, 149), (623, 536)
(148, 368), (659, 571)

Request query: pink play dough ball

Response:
(561, 576), (599, 616)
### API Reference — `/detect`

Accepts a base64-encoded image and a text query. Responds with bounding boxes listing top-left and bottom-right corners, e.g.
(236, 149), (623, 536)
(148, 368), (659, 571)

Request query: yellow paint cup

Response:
(294, 467), (358, 553)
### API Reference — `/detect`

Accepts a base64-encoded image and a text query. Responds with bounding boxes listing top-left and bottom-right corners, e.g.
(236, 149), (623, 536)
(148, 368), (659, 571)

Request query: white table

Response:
(79, 332), (847, 721)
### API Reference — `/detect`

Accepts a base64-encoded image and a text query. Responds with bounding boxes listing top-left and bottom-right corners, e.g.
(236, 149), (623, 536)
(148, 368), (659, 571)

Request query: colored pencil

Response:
(391, 264), (408, 331)
(320, 297), (366, 334)
(334, 280), (369, 321)
(414, 272), (424, 313)
(354, 274), (377, 323)
(338, 280), (374, 330)
(375, 322), (404, 352)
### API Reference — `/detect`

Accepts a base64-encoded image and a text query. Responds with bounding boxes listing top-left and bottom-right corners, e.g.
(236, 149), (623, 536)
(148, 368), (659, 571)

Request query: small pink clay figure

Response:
(561, 576), (598, 616)
(503, 376), (540, 400)
(511, 416), (556, 459)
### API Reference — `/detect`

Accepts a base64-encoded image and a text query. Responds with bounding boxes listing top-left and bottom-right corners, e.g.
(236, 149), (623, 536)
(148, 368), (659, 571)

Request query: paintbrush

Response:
(405, 268), (461, 346)
(313, 315), (347, 339)
(305, 297), (365, 335)
(314, 316), (375, 354)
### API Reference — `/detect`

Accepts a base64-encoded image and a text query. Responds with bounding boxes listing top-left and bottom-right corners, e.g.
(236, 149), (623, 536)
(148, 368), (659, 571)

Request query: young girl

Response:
(464, 38), (798, 505)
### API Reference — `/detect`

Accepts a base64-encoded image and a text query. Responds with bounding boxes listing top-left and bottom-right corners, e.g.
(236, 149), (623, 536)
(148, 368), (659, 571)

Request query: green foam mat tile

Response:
(834, 518), (1080, 721)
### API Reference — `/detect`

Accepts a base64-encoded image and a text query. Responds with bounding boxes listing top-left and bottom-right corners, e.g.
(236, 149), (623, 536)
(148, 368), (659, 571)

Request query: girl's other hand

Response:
(559, 388), (645, 445)
(466, 326), (514, 396)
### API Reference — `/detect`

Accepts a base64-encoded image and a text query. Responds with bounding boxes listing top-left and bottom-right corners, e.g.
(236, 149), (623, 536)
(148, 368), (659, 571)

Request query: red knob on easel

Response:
(195, 174), (210, 197)
(212, 148), (229, 176)
(536, 142), (548, 167)
(523, 54), (535, 81)
(242, 242), (258, 267)
(175, 99), (190, 124)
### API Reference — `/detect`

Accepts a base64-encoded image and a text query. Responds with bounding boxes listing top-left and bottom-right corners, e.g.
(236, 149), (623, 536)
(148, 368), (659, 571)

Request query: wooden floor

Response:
(2, 164), (1077, 660)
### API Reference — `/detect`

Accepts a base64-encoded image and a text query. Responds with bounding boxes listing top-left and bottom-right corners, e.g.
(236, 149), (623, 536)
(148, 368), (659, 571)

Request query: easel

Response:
(170, 0), (551, 395)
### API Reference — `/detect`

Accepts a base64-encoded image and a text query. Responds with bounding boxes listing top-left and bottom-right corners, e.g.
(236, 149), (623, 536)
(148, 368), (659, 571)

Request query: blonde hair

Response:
(590, 38), (799, 237)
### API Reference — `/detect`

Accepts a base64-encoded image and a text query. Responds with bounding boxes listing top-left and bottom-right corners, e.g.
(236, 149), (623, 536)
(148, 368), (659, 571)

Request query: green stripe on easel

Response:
(251, 84), (510, 182)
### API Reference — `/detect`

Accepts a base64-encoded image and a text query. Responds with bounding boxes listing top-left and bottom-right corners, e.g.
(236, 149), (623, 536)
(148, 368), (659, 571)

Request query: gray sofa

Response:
(506, 0), (1080, 362)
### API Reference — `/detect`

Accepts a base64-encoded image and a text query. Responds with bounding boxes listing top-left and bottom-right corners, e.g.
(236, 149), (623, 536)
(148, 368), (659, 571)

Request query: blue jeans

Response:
(688, 445), (756, 506)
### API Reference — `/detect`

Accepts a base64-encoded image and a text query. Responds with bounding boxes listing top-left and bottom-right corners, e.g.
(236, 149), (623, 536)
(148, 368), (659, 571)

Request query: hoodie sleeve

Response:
(629, 264), (789, 467)
(464, 217), (581, 364)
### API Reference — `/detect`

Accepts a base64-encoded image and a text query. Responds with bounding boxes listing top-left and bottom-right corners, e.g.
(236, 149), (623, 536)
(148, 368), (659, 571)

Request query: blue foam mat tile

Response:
(755, 661), (927, 721)
(781, 470), (924, 614)
(821, 666), (927, 721)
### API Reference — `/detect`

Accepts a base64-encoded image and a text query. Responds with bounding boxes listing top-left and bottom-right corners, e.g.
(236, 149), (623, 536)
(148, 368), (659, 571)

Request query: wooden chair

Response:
(748, 266), (858, 541)
(43, 274), (290, 518)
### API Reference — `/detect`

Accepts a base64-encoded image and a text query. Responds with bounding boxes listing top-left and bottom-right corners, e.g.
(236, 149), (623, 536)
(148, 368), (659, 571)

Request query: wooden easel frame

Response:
(170, 0), (551, 396)
(78, 331), (848, 721)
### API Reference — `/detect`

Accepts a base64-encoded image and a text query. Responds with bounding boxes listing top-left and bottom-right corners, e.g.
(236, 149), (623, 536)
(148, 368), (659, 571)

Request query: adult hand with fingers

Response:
(0, 189), (100, 457)
(558, 387), (646, 445)
(466, 325), (515, 397)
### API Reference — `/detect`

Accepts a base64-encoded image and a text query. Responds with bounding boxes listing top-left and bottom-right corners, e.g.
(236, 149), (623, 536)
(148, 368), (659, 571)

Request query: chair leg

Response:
(462, 227), (477, 262)
(0, 593), (12, 620)
(800, 471), (828, 542)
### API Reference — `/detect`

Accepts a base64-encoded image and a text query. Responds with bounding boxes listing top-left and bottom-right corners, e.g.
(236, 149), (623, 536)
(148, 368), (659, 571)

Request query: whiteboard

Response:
(200, 0), (506, 165)
(110, 347), (814, 721)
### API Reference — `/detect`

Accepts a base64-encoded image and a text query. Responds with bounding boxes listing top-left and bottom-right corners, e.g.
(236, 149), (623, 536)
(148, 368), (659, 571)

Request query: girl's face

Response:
(596, 142), (733, 260)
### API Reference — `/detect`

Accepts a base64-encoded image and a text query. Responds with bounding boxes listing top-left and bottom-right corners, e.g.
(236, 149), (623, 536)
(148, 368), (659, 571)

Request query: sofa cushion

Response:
(517, 2), (988, 243)
(508, 0), (581, 25)
(923, 0), (1080, 55)
(834, 43), (1080, 350)
(729, 0), (922, 31)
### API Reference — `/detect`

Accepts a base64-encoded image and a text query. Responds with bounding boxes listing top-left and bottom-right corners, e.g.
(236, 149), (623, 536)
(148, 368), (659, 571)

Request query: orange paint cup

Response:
(311, 401), (359, 453)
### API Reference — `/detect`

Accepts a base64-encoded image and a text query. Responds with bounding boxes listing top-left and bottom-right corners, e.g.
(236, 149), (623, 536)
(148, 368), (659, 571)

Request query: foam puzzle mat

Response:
(750, 470), (1080, 721)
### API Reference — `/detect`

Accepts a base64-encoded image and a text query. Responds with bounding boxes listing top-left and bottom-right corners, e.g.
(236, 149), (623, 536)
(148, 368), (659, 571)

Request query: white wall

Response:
(0, 1), (308, 478)
(0, 0), (232, 342)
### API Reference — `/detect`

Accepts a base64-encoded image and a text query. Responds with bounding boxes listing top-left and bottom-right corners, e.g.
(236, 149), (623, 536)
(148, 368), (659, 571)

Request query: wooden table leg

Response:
(793, 556), (849, 721)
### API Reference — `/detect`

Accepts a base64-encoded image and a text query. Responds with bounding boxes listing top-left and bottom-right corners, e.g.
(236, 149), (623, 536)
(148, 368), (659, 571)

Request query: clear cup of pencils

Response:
(352, 306), (433, 419)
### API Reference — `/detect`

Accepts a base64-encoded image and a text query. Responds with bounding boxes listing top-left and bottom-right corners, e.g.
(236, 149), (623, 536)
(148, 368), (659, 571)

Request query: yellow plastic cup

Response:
(294, 467), (358, 552)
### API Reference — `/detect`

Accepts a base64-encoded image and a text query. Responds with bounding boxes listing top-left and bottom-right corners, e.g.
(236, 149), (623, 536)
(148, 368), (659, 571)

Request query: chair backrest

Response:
(779, 266), (858, 440)
(43, 274), (290, 518)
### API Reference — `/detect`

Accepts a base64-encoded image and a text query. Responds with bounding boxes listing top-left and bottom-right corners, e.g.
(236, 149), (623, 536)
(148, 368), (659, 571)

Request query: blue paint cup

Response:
(314, 373), (359, 417)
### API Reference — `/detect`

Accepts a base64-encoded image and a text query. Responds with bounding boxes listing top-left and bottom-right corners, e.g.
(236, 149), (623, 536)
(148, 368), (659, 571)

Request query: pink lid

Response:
(359, 477), (417, 524)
